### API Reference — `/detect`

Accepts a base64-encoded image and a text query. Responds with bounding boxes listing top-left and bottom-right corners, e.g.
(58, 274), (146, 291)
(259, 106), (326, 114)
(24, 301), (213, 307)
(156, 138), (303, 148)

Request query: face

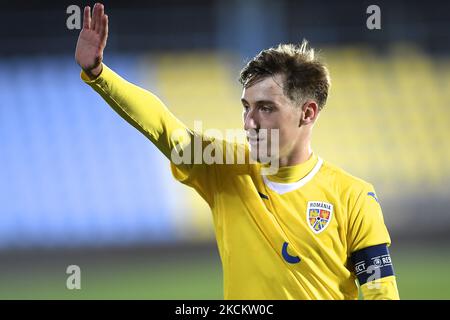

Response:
(241, 74), (303, 163)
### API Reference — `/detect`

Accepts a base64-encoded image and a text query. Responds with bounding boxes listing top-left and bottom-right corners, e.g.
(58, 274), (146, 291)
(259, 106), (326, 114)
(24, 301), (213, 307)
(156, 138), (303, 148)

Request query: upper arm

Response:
(170, 138), (250, 209)
(347, 184), (391, 253)
(170, 159), (218, 208)
(350, 243), (399, 299)
(346, 184), (399, 299)
(82, 63), (192, 161)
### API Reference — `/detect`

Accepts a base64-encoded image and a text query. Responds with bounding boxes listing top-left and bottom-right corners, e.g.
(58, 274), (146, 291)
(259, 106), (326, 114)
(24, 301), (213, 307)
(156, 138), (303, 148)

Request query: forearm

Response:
(81, 63), (192, 160)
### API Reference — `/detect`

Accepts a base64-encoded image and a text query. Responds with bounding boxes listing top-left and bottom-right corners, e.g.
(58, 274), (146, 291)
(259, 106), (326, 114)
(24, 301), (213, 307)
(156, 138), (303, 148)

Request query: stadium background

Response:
(0, 0), (449, 299)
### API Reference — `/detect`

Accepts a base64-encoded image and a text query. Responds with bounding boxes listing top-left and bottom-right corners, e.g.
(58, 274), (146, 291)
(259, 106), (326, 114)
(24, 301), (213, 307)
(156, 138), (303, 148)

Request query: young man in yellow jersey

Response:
(75, 3), (400, 300)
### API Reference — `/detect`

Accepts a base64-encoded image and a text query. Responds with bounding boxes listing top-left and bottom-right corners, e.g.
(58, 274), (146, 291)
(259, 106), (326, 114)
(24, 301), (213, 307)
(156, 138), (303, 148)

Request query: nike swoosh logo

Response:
(367, 192), (379, 203)
(282, 242), (301, 264)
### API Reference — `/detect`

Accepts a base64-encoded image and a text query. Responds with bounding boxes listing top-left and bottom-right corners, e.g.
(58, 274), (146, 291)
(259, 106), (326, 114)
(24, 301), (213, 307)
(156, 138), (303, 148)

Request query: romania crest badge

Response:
(307, 201), (333, 234)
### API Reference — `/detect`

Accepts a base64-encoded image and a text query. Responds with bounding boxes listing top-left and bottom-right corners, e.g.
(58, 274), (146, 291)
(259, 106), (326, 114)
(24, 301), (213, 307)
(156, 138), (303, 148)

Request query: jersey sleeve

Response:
(169, 134), (224, 208)
(347, 183), (400, 299)
(360, 275), (400, 300)
(81, 63), (221, 207)
(170, 139), (250, 208)
(81, 64), (254, 210)
(347, 183), (391, 253)
(170, 158), (217, 208)
(81, 63), (192, 160)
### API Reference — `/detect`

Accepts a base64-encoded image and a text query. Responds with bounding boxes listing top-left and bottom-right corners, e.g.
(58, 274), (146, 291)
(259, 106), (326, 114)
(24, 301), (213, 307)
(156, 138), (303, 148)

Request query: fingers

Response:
(83, 6), (91, 29)
(92, 3), (99, 31)
(96, 5), (105, 34)
(91, 4), (96, 31)
(87, 3), (106, 35)
(93, 3), (105, 33)
(105, 15), (108, 37)
(99, 14), (108, 42)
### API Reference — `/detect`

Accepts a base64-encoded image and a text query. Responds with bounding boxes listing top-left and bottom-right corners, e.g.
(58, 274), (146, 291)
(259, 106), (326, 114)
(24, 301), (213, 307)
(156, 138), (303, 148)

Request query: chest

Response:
(216, 173), (349, 258)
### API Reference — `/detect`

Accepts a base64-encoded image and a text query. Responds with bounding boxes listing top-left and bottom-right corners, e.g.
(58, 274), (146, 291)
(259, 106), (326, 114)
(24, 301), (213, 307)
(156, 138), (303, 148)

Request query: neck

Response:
(265, 143), (317, 183)
(278, 135), (312, 167)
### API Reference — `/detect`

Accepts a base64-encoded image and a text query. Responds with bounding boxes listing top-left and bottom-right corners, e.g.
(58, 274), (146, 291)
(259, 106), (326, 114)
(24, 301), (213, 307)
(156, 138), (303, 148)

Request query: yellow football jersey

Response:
(171, 148), (397, 299)
(81, 64), (399, 300)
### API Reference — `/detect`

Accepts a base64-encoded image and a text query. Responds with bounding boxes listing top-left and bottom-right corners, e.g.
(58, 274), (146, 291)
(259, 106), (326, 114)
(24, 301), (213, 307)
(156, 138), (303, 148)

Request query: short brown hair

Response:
(239, 40), (331, 110)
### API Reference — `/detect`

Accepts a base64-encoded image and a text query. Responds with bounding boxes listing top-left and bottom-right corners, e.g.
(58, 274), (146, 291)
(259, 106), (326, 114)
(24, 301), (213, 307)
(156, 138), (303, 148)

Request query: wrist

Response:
(84, 63), (103, 80)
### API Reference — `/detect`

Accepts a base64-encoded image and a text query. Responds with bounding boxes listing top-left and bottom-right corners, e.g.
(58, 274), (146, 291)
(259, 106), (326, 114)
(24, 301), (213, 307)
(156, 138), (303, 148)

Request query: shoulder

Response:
(318, 159), (383, 224)
(318, 158), (374, 197)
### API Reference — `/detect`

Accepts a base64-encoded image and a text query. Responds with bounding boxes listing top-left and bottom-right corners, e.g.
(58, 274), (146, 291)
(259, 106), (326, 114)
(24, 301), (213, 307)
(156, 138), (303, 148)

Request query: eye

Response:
(243, 105), (250, 113)
(259, 105), (272, 113)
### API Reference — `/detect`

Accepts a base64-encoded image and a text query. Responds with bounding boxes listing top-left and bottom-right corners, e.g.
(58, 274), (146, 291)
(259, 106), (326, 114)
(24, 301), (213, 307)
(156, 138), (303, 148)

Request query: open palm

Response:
(75, 3), (108, 77)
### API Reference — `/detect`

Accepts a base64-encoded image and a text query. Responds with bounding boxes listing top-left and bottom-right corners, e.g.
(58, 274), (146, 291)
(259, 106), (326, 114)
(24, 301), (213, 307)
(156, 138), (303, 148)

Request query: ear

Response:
(299, 100), (319, 126)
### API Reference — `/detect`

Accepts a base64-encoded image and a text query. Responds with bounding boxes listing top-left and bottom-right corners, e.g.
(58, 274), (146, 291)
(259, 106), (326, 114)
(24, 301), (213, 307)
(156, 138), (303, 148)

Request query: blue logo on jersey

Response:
(282, 242), (301, 264)
(368, 192), (379, 203)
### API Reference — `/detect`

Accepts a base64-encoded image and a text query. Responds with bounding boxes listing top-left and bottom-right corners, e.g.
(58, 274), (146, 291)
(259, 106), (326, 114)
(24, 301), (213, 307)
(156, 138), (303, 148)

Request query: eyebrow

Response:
(241, 98), (278, 106)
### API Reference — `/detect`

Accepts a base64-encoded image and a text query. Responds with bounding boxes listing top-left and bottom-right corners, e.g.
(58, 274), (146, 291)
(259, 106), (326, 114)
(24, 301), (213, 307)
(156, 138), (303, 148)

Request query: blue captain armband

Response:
(350, 244), (395, 285)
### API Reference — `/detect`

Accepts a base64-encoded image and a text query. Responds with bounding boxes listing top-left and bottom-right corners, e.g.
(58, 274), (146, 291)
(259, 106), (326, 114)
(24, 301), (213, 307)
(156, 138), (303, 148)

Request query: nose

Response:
(244, 108), (259, 131)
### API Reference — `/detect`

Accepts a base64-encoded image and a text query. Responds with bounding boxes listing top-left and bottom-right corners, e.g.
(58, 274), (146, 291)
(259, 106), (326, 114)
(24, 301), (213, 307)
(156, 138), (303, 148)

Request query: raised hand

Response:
(75, 3), (108, 79)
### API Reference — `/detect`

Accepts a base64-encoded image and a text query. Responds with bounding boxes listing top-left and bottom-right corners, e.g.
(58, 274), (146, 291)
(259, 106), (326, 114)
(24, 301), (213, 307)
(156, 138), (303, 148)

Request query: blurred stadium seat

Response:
(0, 55), (197, 248)
(1, 46), (450, 249)
(315, 45), (450, 196)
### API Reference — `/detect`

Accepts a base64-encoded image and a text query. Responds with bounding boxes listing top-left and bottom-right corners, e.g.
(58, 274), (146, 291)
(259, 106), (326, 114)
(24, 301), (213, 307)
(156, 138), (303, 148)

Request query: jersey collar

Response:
(262, 154), (323, 194)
